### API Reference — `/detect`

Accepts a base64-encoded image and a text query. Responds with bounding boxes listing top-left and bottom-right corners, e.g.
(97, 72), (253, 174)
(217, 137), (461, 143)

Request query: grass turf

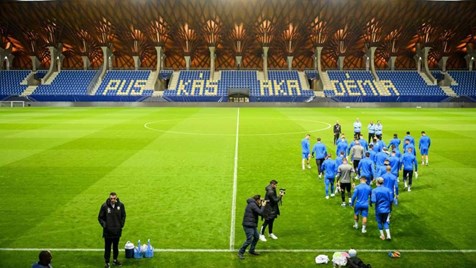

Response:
(0, 107), (475, 267)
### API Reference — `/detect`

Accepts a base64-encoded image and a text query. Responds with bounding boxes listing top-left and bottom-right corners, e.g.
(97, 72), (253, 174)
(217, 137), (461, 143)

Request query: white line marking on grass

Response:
(229, 108), (240, 251)
(1, 248), (475, 253)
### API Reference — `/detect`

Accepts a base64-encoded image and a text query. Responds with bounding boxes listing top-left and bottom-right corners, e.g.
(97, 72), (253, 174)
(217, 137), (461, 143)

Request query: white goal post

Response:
(0, 101), (25, 107)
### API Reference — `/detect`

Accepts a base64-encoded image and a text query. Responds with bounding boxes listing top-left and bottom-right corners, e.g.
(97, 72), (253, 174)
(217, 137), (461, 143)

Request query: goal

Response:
(0, 101), (25, 107)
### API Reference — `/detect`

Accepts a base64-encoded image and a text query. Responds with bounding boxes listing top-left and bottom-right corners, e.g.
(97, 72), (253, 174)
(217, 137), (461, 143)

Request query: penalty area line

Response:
(0, 248), (475, 253)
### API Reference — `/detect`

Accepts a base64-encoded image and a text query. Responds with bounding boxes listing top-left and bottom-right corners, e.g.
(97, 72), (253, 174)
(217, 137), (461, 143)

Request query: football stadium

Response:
(0, 0), (476, 267)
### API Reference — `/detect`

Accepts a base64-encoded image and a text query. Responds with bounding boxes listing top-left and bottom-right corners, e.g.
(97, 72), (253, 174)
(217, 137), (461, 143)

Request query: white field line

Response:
(1, 248), (475, 253)
(229, 108), (240, 251)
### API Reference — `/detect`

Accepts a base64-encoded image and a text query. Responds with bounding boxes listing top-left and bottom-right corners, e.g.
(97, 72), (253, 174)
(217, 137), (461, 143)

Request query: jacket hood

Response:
(247, 198), (256, 204)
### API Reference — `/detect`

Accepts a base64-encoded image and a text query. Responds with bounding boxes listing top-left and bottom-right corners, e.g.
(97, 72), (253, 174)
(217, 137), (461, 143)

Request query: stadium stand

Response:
(0, 70), (30, 96)
(163, 70), (314, 102)
(31, 70), (96, 95)
(321, 70), (448, 102)
(96, 70), (154, 96)
(448, 71), (476, 97)
(1, 69), (474, 102)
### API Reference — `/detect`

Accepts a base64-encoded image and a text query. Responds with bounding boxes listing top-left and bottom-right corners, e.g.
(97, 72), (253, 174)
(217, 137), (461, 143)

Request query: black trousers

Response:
(403, 170), (413, 186)
(104, 237), (120, 263)
(316, 158), (325, 174)
(334, 133), (340, 145)
(368, 133), (375, 143)
(261, 218), (276, 234)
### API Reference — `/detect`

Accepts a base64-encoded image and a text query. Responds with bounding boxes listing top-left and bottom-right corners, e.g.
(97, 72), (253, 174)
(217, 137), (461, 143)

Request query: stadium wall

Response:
(25, 100), (476, 108)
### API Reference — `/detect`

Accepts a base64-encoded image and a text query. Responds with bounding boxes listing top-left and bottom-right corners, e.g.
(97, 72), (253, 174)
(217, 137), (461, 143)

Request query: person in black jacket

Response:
(333, 121), (342, 145)
(238, 194), (266, 259)
(98, 192), (126, 268)
(259, 180), (284, 242)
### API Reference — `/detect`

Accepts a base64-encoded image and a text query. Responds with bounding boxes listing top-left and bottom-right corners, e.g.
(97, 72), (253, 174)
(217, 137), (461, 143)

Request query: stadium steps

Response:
(145, 71), (158, 90)
(20, 85), (38, 96)
(152, 90), (163, 96)
(213, 71), (221, 81)
(90, 79), (102, 95)
(20, 72), (33, 85)
(168, 71), (180, 89)
(314, 91), (325, 97)
(257, 71), (264, 82)
(445, 72), (459, 86)
(42, 71), (59, 85)
(320, 71), (333, 90)
(440, 86), (458, 97)
(419, 72), (437, 85)
(298, 71), (310, 89)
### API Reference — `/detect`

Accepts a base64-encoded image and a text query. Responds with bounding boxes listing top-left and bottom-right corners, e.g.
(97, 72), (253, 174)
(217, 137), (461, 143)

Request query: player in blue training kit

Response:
(357, 152), (375, 185)
(382, 165), (399, 205)
(403, 139), (416, 156)
(401, 147), (418, 191)
(351, 177), (372, 233)
(321, 154), (337, 199)
(359, 134), (368, 151)
(419, 131), (431, 166)
(336, 137), (349, 157)
(311, 137), (327, 177)
(404, 131), (415, 146)
(375, 148), (389, 168)
(301, 134), (311, 170)
(388, 149), (401, 179)
(388, 134), (401, 151)
(371, 177), (394, 240)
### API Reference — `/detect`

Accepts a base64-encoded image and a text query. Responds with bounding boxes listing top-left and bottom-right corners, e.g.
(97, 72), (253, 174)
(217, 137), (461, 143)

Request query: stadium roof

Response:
(0, 0), (475, 70)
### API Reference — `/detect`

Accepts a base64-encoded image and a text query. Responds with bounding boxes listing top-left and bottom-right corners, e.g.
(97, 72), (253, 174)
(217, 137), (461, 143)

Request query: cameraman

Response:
(238, 194), (266, 259)
(259, 180), (284, 241)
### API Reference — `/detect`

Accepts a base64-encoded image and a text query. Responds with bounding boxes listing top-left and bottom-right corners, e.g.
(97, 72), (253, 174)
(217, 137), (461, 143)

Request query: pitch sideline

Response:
(1, 248), (475, 253)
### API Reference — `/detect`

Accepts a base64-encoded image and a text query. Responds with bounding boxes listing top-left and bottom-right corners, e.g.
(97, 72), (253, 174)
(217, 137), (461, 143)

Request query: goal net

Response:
(0, 101), (25, 107)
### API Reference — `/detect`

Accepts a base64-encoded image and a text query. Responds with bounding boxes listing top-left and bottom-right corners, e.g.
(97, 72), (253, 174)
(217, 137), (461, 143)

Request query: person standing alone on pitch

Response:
(333, 121), (342, 145)
(259, 180), (284, 242)
(98, 192), (126, 268)
(238, 194), (266, 259)
(419, 131), (431, 166)
(301, 134), (311, 170)
(311, 137), (327, 178)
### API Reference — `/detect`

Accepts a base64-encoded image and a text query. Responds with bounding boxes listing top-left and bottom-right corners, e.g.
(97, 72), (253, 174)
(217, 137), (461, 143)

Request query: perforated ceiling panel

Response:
(0, 0), (475, 70)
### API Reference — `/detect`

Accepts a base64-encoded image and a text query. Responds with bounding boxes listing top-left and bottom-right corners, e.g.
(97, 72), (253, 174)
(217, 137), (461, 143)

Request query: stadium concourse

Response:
(1, 69), (475, 103)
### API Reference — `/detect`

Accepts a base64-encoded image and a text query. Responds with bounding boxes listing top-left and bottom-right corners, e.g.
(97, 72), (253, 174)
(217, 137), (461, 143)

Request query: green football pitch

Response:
(0, 107), (475, 267)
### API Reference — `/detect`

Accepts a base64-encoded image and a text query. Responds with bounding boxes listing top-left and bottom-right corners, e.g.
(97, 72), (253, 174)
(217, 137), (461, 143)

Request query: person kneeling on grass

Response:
(238, 194), (267, 259)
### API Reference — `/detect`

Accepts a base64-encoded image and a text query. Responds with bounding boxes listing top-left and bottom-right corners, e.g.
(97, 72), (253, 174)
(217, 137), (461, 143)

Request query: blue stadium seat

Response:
(448, 71), (476, 97)
(0, 70), (30, 95)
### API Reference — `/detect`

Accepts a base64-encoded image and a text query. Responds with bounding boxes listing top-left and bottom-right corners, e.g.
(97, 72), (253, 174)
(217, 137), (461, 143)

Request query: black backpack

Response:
(347, 256), (371, 268)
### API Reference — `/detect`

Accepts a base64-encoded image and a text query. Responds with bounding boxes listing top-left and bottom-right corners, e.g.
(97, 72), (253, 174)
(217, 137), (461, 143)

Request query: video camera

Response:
(259, 198), (268, 207)
(279, 188), (286, 195)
